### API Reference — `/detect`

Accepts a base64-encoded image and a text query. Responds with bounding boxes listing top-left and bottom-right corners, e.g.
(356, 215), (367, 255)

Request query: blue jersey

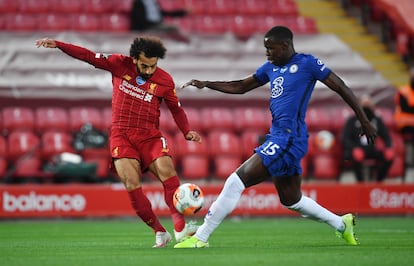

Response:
(255, 53), (331, 137)
(253, 53), (331, 177)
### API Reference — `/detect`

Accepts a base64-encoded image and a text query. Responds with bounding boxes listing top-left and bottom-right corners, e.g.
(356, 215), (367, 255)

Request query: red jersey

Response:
(55, 41), (190, 135)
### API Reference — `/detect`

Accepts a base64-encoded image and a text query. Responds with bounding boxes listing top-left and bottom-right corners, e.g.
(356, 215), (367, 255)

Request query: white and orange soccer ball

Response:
(173, 183), (204, 215)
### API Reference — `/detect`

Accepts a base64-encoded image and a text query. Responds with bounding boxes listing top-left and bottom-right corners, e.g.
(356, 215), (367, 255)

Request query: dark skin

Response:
(182, 37), (377, 206)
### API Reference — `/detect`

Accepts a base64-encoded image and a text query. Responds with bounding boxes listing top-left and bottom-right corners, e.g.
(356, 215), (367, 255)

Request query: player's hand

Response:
(185, 130), (202, 143)
(181, 80), (207, 89)
(359, 120), (377, 145)
(35, 38), (57, 48)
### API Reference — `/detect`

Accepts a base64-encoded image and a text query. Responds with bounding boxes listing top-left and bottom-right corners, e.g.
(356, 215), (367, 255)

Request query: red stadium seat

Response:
(180, 155), (210, 180)
(289, 16), (318, 34)
(0, 135), (7, 178)
(158, 0), (185, 12)
(83, 0), (114, 13)
(233, 107), (269, 133)
(387, 132), (406, 179)
(228, 15), (257, 39)
(329, 106), (353, 136)
(240, 130), (263, 160)
(210, 0), (237, 15)
(200, 107), (235, 133)
(6, 131), (42, 179)
(193, 16), (227, 34)
(5, 14), (38, 31)
(19, 0), (50, 13)
(0, 0), (19, 12)
(237, 0), (268, 15)
(174, 132), (208, 158)
(208, 130), (242, 180)
(37, 14), (71, 32)
(2, 107), (35, 134)
(183, 0), (207, 15)
(268, 0), (299, 16)
(159, 108), (179, 135)
(7, 131), (40, 163)
(311, 154), (340, 180)
(35, 107), (69, 133)
(101, 13), (130, 32)
(40, 131), (75, 161)
(71, 14), (101, 32)
(51, 0), (83, 13)
(69, 106), (104, 132)
(101, 107), (112, 132)
(213, 155), (242, 180)
(305, 107), (332, 133)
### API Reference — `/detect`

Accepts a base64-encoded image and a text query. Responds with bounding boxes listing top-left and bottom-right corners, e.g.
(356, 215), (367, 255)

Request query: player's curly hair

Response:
(130, 36), (167, 59)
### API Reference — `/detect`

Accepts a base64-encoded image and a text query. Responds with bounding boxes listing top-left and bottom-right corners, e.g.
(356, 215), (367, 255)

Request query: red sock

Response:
(128, 187), (165, 233)
(163, 176), (185, 232)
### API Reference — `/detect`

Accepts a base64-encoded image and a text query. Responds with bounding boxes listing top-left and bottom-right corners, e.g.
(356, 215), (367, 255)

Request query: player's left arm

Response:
(164, 87), (202, 143)
(322, 71), (377, 144)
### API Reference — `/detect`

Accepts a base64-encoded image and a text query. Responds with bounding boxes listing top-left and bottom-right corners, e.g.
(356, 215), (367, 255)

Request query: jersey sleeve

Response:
(254, 62), (271, 84)
(164, 85), (191, 135)
(55, 41), (122, 73)
(308, 55), (331, 81)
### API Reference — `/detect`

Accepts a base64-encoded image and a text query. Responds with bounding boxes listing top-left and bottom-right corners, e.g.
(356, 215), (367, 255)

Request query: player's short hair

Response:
(265, 26), (293, 42)
(130, 36), (167, 59)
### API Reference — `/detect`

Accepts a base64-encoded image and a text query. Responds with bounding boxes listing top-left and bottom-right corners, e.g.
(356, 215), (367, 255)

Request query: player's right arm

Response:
(182, 75), (262, 94)
(35, 38), (115, 71)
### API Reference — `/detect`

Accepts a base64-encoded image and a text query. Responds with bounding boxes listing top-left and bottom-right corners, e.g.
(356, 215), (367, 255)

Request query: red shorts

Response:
(110, 127), (172, 172)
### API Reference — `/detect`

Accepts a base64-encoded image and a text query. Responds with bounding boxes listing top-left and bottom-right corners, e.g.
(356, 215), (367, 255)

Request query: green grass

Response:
(1, 217), (413, 266)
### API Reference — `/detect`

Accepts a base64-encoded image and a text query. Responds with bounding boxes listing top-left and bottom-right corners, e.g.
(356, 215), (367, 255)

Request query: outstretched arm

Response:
(181, 75), (263, 94)
(322, 71), (377, 144)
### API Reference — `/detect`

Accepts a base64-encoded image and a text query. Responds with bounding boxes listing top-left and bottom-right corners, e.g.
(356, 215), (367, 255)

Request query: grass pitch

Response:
(1, 216), (413, 266)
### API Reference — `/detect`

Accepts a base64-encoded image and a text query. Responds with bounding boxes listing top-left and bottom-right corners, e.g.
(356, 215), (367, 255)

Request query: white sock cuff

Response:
(284, 195), (304, 210)
(225, 172), (246, 192)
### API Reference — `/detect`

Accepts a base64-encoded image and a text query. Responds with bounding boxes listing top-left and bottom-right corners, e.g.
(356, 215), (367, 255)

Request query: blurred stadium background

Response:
(0, 0), (413, 218)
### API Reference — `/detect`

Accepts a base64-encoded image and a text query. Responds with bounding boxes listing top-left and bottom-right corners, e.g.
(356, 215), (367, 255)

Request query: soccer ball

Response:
(173, 183), (204, 215)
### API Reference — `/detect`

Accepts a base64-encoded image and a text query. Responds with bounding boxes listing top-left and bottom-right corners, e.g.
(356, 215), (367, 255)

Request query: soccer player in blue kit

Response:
(174, 26), (377, 248)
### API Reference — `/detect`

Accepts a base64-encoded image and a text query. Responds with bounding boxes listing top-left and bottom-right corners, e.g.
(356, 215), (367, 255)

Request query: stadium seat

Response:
(0, 135), (7, 178)
(180, 155), (210, 180)
(183, 0), (207, 15)
(387, 132), (406, 179)
(83, 0), (114, 13)
(233, 107), (269, 133)
(228, 15), (257, 39)
(183, 107), (201, 133)
(159, 108), (179, 135)
(6, 131), (42, 180)
(200, 107), (235, 133)
(69, 106), (104, 132)
(37, 13), (72, 32)
(100, 13), (130, 32)
(209, 0), (237, 15)
(311, 154), (340, 180)
(305, 107), (332, 133)
(268, 0), (299, 16)
(329, 106), (353, 136)
(40, 131), (75, 162)
(71, 14), (101, 32)
(237, 0), (268, 15)
(2, 107), (35, 134)
(208, 130), (242, 180)
(51, 0), (83, 13)
(158, 0), (185, 12)
(5, 14), (38, 31)
(0, 0), (19, 12)
(101, 107), (112, 132)
(193, 16), (227, 34)
(35, 107), (70, 133)
(19, 0), (50, 13)
(288, 16), (318, 34)
(240, 130), (264, 160)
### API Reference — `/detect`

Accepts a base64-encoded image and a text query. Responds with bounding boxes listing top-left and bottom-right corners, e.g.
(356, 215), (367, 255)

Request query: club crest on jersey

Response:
(148, 83), (157, 94)
(289, 64), (298, 73)
(136, 76), (146, 85)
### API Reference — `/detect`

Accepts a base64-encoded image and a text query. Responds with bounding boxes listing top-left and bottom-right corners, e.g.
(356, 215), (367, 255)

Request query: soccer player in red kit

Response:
(35, 36), (202, 248)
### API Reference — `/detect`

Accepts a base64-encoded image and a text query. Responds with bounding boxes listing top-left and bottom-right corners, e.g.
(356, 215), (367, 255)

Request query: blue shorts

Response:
(254, 133), (308, 177)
